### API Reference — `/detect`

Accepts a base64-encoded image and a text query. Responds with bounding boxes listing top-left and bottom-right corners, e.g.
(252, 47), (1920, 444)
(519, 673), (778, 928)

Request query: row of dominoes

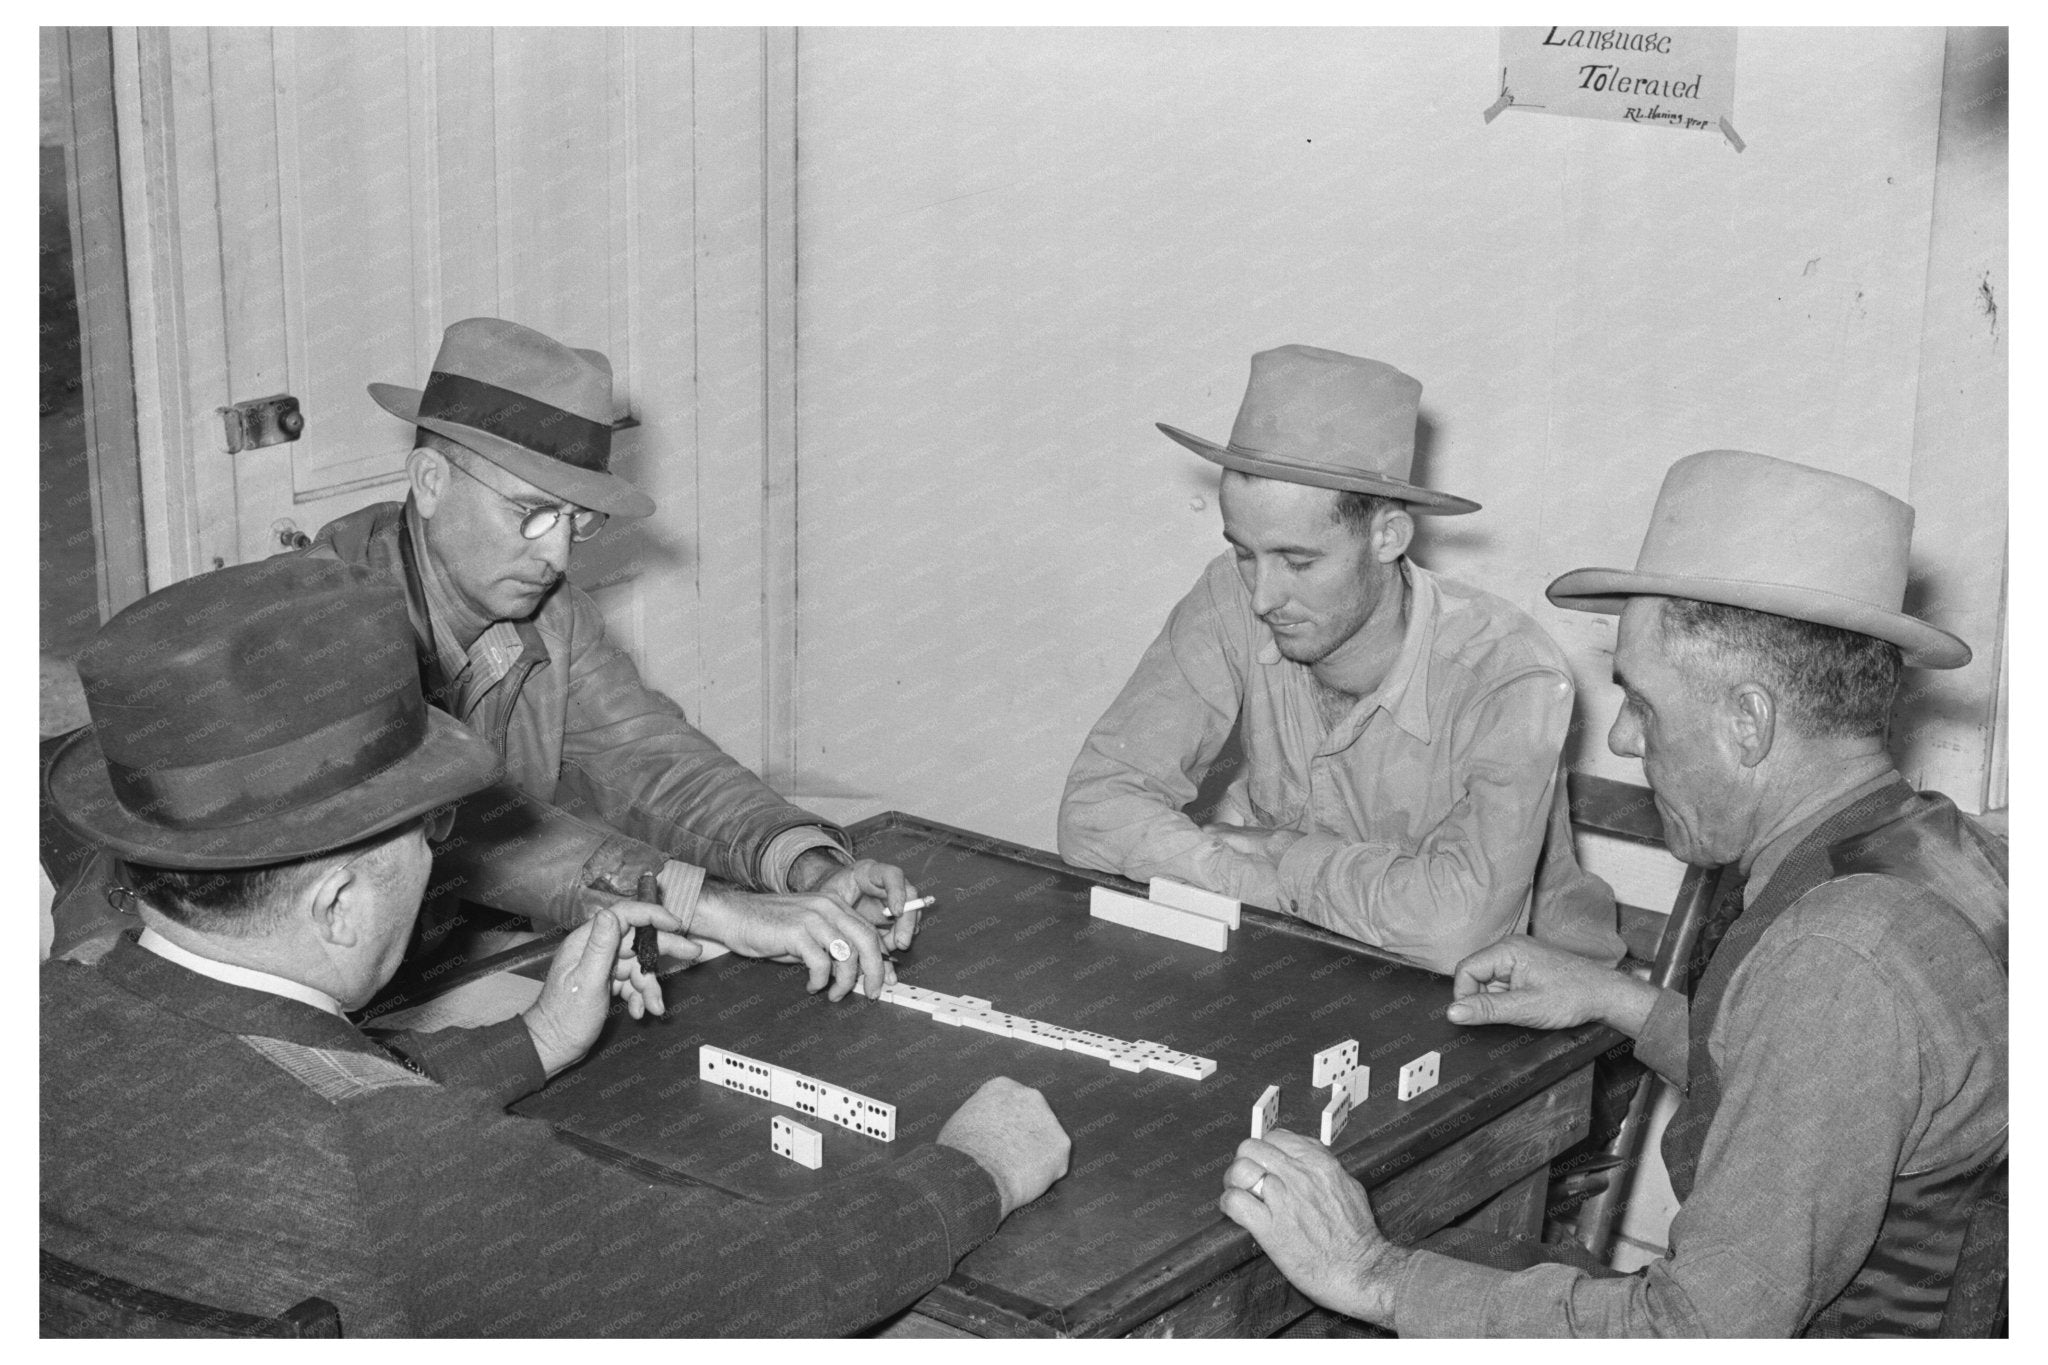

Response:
(1087, 880), (1240, 952)
(699, 1044), (896, 1141)
(854, 978), (1218, 1081)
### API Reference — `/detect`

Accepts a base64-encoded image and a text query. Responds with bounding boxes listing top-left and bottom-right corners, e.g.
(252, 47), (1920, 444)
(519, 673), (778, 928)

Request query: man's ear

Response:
(1728, 681), (1778, 769)
(408, 446), (449, 519)
(1372, 505), (1415, 564)
(304, 860), (363, 949)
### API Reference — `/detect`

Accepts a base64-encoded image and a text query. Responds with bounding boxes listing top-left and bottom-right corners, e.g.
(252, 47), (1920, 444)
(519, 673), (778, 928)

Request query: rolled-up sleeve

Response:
(1276, 668), (1575, 974)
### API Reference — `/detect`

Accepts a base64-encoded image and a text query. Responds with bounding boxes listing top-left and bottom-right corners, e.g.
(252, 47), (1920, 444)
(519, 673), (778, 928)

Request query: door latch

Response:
(221, 394), (305, 453)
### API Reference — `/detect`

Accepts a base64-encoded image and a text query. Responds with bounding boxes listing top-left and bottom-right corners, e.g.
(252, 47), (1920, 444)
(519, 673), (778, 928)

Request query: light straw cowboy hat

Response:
(1157, 344), (1479, 514)
(1546, 449), (1970, 669)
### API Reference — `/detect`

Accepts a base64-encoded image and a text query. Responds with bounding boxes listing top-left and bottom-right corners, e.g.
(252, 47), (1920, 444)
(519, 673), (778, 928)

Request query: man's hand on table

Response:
(935, 1077), (1072, 1218)
(792, 853), (922, 953)
(1219, 1128), (1409, 1329)
(1445, 937), (1658, 1037)
(524, 904), (694, 1077)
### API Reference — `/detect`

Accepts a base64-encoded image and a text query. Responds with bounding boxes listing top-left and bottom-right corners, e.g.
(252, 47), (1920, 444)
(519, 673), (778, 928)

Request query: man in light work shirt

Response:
(1220, 451), (2006, 1336)
(1058, 346), (1620, 973)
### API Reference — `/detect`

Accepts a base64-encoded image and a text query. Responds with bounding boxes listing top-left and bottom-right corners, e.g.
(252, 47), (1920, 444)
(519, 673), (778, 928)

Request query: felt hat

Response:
(370, 317), (655, 518)
(46, 557), (504, 870)
(1157, 344), (1479, 515)
(1546, 449), (1970, 668)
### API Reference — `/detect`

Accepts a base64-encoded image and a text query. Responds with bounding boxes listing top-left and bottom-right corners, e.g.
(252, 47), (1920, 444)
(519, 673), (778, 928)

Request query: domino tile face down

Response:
(1088, 886), (1229, 952)
(698, 1045), (896, 1141)
(1311, 1039), (1360, 1088)
(1397, 1050), (1441, 1101)
(1251, 1084), (1282, 1140)
(1147, 877), (1242, 929)
(1319, 1087), (1353, 1147)
(771, 1116), (823, 1170)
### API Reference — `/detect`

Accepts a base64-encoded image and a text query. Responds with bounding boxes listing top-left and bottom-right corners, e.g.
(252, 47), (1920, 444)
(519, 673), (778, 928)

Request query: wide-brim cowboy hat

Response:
(46, 558), (504, 870)
(1159, 344), (1479, 515)
(370, 316), (655, 519)
(1546, 449), (1970, 669)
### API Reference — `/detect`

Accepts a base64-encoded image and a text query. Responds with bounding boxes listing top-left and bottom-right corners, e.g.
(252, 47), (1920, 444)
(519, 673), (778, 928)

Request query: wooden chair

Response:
(40, 1250), (341, 1338)
(1558, 772), (1728, 1259)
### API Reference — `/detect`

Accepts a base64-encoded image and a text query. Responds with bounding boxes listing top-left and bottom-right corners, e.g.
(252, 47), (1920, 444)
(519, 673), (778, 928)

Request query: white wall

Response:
(792, 27), (2005, 850)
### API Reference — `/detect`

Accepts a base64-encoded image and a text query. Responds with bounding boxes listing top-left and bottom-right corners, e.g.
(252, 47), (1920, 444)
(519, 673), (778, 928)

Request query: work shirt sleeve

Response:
(1274, 667), (1577, 974)
(1056, 568), (1285, 904)
(1393, 913), (1917, 1336)
(1633, 987), (1690, 1088)
(350, 1086), (1004, 1336)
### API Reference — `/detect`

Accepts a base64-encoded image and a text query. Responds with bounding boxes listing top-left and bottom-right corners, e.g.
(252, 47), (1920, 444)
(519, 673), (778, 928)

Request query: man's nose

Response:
(531, 520), (573, 576)
(1607, 709), (1641, 759)
(1247, 561), (1285, 617)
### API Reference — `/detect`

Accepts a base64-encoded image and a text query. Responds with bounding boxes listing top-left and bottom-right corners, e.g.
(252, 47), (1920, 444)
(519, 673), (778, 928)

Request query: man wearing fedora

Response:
(311, 316), (914, 998)
(42, 555), (1072, 1336)
(1059, 345), (1620, 974)
(1217, 451), (2006, 1336)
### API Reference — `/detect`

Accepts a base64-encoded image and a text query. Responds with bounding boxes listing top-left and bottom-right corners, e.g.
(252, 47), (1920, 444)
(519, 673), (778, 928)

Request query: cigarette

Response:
(901, 895), (936, 914)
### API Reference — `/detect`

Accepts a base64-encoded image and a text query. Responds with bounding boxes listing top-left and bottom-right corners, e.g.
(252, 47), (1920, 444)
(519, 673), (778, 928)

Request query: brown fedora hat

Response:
(1547, 450), (1970, 669)
(1157, 344), (1479, 515)
(370, 317), (655, 518)
(46, 557), (503, 870)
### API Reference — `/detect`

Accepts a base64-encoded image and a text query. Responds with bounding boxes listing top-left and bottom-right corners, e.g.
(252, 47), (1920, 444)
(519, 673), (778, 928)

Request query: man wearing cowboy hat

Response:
(1217, 451), (2006, 1337)
(42, 555), (1072, 1336)
(1059, 345), (1621, 974)
(316, 316), (915, 998)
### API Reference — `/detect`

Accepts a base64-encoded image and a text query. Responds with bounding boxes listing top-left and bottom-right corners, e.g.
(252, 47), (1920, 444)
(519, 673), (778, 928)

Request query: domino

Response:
(1398, 1051), (1441, 1101)
(1319, 1087), (1352, 1146)
(1311, 1039), (1361, 1088)
(932, 1008), (966, 1026)
(698, 1046), (773, 1100)
(1251, 1084), (1282, 1140)
(1148, 877), (1241, 929)
(769, 1067), (800, 1108)
(821, 1083), (896, 1140)
(1153, 1051), (1219, 1081)
(1014, 1020), (1069, 1050)
(1089, 886), (1229, 952)
(771, 1116), (823, 1170)
(1347, 1065), (1371, 1105)
(958, 1011), (1017, 1037)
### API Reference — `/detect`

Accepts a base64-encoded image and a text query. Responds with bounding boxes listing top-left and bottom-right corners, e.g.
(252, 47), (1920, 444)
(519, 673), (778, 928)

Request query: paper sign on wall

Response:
(1489, 27), (1742, 149)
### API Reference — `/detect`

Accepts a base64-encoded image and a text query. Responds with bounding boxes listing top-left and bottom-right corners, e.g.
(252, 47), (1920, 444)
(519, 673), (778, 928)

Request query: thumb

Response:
(1446, 991), (1504, 1026)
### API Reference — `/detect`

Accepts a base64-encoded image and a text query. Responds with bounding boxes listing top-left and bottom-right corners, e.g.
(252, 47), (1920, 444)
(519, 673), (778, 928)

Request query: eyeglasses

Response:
(446, 457), (608, 543)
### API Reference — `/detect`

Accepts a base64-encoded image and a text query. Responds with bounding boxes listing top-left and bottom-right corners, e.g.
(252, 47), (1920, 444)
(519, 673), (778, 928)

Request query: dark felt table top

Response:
(512, 813), (1615, 1335)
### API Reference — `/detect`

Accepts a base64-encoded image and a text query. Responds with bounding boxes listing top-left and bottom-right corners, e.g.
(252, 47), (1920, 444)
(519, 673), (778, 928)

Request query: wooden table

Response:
(511, 813), (1615, 1337)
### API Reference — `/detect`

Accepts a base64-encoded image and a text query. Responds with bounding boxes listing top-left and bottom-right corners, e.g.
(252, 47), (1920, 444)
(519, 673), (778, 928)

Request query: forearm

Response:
(434, 782), (667, 929)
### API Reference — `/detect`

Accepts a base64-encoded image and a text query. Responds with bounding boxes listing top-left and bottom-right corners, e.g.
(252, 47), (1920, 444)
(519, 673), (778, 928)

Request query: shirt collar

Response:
(1371, 560), (1437, 743)
(1740, 766), (1902, 902)
(136, 928), (347, 1019)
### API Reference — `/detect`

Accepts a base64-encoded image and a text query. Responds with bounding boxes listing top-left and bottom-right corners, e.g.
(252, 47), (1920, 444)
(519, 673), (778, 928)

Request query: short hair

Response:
(1656, 597), (1903, 740)
(123, 822), (412, 937)
(414, 427), (471, 464)
(1331, 490), (1401, 539)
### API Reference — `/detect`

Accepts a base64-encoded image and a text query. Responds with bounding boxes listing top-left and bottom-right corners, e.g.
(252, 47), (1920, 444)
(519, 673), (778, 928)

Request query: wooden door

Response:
(113, 26), (794, 771)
